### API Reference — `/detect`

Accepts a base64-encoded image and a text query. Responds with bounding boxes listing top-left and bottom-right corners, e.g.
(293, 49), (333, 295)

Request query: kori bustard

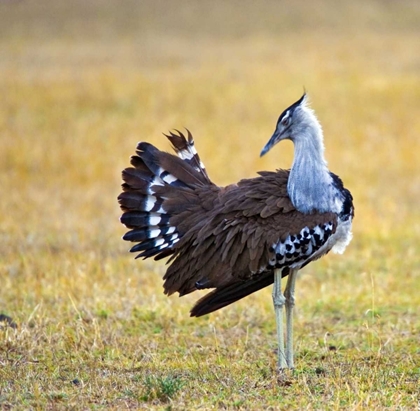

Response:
(118, 94), (354, 369)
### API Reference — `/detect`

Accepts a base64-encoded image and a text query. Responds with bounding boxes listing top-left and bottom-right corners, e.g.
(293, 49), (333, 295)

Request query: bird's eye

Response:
(281, 116), (290, 127)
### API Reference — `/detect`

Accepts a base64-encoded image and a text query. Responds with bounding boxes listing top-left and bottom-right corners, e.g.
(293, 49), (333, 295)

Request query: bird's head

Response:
(260, 93), (321, 157)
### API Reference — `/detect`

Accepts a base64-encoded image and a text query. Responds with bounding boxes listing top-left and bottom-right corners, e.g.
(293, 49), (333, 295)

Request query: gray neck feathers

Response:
(287, 116), (342, 214)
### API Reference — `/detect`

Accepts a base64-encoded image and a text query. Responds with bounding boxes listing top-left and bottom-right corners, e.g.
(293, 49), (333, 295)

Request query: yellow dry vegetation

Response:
(0, 1), (419, 409)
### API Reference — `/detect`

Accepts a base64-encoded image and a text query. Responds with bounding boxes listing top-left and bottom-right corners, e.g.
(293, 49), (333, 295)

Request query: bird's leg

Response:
(273, 268), (287, 369)
(284, 268), (298, 369)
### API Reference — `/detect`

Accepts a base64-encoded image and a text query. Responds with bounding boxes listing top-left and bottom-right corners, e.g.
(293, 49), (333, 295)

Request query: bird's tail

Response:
(118, 130), (213, 260)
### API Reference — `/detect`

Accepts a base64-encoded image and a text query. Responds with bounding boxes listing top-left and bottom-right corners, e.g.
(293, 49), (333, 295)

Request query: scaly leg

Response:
(273, 268), (287, 369)
(284, 268), (298, 369)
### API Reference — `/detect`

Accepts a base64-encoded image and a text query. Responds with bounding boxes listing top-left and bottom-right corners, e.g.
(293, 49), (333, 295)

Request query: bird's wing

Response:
(161, 170), (338, 315)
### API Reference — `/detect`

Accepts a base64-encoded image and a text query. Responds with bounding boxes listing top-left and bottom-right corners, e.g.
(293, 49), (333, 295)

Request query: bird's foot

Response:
(276, 367), (294, 386)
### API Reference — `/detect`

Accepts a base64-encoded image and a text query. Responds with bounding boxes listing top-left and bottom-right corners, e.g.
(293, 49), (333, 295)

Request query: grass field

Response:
(0, 0), (419, 409)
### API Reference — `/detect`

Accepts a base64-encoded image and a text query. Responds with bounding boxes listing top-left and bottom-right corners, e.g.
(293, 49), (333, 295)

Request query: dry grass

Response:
(0, 0), (419, 409)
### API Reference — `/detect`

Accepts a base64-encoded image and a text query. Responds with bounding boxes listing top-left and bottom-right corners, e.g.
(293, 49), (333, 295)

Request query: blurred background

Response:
(0, 0), (419, 407)
(1, 0), (419, 318)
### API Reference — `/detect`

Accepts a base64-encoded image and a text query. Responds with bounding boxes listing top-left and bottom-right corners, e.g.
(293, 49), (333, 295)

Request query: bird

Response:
(118, 93), (354, 369)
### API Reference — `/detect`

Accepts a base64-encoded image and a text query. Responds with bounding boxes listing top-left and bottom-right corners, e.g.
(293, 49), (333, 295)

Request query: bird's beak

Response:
(260, 131), (281, 157)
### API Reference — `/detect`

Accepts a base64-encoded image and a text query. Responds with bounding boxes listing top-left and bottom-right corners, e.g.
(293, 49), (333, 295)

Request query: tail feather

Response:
(165, 129), (211, 183)
(129, 154), (153, 172)
(121, 169), (154, 192)
(119, 130), (213, 260)
(130, 232), (180, 255)
(136, 142), (188, 187)
(120, 211), (170, 229)
(118, 192), (164, 213)
(123, 225), (176, 242)
(134, 234), (180, 258)
(136, 141), (209, 188)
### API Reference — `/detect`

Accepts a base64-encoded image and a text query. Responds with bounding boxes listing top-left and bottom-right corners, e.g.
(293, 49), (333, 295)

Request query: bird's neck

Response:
(288, 128), (341, 214)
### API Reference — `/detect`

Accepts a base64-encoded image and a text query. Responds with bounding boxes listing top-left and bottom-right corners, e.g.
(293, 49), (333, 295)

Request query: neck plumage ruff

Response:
(118, 94), (354, 370)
